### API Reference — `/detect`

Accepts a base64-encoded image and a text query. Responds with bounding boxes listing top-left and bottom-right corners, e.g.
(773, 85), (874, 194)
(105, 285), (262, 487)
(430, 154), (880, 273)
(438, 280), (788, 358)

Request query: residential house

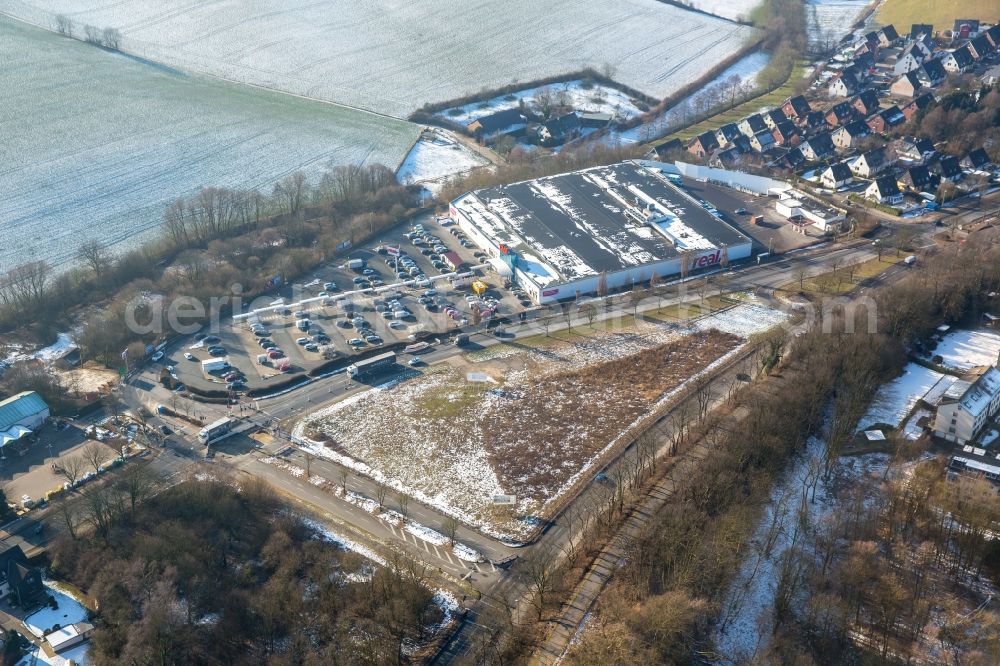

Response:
(852, 89), (882, 117)
(866, 175), (904, 204)
(782, 147), (807, 169)
(826, 101), (858, 127)
(803, 110), (827, 129)
(820, 162), (853, 189)
(937, 154), (963, 182)
(714, 123), (742, 148)
(644, 138), (684, 161)
(895, 136), (936, 162)
(986, 24), (1000, 50)
(933, 366), (1000, 445)
(0, 544), (44, 607)
(910, 23), (934, 41)
(913, 35), (935, 60)
(953, 19), (980, 39)
(781, 95), (812, 120)
(832, 120), (870, 150)
(854, 51), (877, 72)
(771, 120), (800, 146)
(799, 132), (835, 161)
(878, 24), (900, 46)
(851, 147), (889, 177)
(710, 147), (744, 167)
(941, 46), (974, 73)
(687, 130), (720, 158)
(730, 134), (752, 154)
(738, 114), (768, 137)
(867, 105), (905, 133)
(467, 108), (528, 140)
(537, 112), (580, 146)
(762, 108), (788, 130)
(893, 44), (923, 76)
(918, 57), (947, 86)
(829, 72), (857, 98)
(890, 71), (923, 97)
(968, 34), (994, 60)
(901, 92), (934, 121)
(962, 148), (993, 171)
(750, 130), (776, 153)
(899, 165), (938, 191)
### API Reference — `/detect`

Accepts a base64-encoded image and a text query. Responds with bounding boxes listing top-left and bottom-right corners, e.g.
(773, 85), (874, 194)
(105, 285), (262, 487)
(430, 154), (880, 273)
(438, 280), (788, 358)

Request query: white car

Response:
(151, 351), (164, 362)
(184, 352), (195, 361)
(408, 358), (424, 367)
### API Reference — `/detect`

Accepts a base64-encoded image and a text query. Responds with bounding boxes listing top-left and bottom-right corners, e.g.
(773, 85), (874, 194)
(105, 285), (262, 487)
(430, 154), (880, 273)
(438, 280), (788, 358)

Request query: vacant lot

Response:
(0, 17), (418, 273)
(876, 0), (1000, 31)
(3, 0), (756, 118)
(296, 321), (741, 538)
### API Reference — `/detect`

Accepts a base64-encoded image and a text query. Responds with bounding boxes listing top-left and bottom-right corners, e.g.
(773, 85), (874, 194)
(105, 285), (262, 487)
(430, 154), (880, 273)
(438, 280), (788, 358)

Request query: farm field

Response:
(0, 0), (757, 118)
(682, 0), (762, 22)
(0, 17), (419, 274)
(806, 0), (871, 48)
(875, 0), (1000, 32)
(294, 304), (787, 539)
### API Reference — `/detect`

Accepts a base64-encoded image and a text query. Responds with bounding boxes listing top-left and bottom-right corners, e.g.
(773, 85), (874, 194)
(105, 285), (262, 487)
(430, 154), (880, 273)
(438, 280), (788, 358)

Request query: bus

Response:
(198, 417), (236, 445)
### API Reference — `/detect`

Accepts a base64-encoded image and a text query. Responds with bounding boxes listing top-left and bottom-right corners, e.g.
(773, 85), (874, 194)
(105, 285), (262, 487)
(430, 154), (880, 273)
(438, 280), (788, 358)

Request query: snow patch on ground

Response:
(25, 580), (90, 639)
(16, 643), (90, 666)
(694, 304), (789, 338)
(928, 328), (1000, 372)
(682, 0), (761, 22)
(300, 516), (389, 567)
(397, 131), (488, 192)
(856, 363), (944, 431)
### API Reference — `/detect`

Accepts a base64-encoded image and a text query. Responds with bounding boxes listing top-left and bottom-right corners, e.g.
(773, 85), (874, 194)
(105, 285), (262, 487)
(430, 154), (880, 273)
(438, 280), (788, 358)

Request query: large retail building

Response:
(449, 161), (752, 303)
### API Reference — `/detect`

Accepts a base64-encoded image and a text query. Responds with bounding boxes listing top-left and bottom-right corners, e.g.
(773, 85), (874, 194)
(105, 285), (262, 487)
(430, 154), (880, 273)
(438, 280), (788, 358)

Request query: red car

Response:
(267, 349), (284, 360)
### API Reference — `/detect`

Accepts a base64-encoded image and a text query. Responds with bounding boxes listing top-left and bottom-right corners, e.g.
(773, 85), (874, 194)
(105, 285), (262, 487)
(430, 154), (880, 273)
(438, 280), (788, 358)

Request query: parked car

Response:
(203, 335), (220, 344)
(304, 343), (319, 352)
(389, 321), (406, 330)
(267, 349), (284, 359)
(323, 282), (337, 291)
(151, 351), (164, 362)
(296, 337), (309, 345)
(184, 352), (195, 361)
(160, 424), (172, 435)
(408, 358), (424, 367)
(348, 338), (365, 347)
(208, 347), (226, 357)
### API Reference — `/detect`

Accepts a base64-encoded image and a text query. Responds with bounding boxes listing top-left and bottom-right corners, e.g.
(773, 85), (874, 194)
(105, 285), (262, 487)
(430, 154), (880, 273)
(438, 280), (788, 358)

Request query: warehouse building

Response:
(0, 391), (49, 450)
(449, 162), (752, 304)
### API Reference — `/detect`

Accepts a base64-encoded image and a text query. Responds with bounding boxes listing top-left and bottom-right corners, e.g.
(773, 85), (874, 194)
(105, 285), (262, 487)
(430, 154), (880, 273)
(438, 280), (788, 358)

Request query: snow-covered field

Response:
(929, 328), (1000, 372)
(856, 363), (945, 431)
(806, 0), (871, 48)
(0, 17), (418, 274)
(1, 0), (756, 118)
(436, 80), (648, 126)
(396, 131), (489, 193)
(24, 580), (90, 639)
(681, 0), (761, 22)
(695, 303), (789, 338)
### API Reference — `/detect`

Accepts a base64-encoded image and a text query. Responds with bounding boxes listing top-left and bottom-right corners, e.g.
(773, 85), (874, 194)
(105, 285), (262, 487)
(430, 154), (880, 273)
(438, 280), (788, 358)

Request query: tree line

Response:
(560, 233), (1000, 664)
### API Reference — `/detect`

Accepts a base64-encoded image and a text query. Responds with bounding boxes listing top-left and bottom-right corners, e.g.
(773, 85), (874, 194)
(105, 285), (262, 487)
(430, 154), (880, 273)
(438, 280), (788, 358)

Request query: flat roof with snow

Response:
(452, 162), (749, 285)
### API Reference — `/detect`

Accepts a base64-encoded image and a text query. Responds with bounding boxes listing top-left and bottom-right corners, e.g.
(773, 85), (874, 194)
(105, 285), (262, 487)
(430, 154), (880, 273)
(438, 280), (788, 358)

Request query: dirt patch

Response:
(482, 330), (740, 497)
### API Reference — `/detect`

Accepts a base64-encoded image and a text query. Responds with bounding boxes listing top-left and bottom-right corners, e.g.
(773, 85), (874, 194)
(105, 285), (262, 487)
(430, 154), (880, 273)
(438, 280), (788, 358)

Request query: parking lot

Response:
(169, 213), (528, 394)
(680, 179), (821, 254)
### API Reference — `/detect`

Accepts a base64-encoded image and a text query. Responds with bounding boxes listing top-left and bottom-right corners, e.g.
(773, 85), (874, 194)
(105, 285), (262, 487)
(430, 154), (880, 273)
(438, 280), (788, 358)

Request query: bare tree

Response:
(374, 480), (388, 511)
(83, 24), (101, 44)
(339, 468), (349, 494)
(102, 27), (122, 50)
(57, 499), (77, 540)
(441, 515), (460, 546)
(77, 239), (112, 280)
(55, 15), (73, 37)
(118, 463), (155, 516)
(396, 492), (410, 518)
(303, 452), (314, 479)
(55, 455), (87, 488)
(81, 442), (106, 475)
